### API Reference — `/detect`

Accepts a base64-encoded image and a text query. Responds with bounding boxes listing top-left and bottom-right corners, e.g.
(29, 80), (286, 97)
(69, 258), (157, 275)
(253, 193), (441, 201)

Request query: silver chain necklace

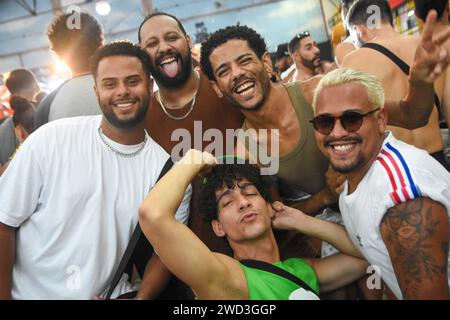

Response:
(98, 127), (148, 158)
(156, 70), (199, 121)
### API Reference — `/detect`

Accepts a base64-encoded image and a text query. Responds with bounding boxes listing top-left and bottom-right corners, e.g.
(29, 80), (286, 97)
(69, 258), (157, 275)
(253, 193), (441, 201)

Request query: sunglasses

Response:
(288, 31), (310, 52)
(310, 108), (380, 135)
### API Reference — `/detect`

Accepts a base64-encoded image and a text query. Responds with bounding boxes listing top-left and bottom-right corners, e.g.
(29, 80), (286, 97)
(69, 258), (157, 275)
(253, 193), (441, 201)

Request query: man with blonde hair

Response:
(312, 68), (450, 299)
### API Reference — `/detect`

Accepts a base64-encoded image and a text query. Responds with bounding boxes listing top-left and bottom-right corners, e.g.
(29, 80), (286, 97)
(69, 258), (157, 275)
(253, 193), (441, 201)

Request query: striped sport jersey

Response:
(376, 142), (422, 205)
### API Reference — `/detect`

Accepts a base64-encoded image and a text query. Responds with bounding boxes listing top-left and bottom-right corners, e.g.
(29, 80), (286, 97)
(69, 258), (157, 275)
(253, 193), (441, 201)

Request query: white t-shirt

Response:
(0, 115), (191, 299)
(340, 132), (450, 299)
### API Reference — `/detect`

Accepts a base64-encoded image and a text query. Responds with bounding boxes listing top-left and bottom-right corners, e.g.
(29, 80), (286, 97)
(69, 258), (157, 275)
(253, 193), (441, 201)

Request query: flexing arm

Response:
(385, 11), (450, 129)
(0, 223), (15, 299)
(139, 150), (235, 299)
(380, 197), (449, 299)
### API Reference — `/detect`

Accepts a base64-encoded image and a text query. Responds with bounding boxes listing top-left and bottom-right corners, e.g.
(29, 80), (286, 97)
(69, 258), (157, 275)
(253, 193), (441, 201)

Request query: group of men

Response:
(0, 0), (450, 300)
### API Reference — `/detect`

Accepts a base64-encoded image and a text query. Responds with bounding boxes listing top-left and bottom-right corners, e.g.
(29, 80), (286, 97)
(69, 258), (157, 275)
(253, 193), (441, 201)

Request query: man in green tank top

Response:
(199, 18), (450, 216)
(139, 149), (368, 299)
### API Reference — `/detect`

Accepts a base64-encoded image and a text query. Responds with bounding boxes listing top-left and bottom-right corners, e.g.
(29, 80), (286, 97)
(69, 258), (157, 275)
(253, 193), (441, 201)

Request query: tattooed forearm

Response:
(380, 197), (449, 299)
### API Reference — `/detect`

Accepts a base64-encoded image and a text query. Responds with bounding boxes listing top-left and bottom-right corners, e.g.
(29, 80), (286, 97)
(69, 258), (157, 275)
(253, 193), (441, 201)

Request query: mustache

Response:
(155, 51), (180, 65)
(324, 135), (361, 148)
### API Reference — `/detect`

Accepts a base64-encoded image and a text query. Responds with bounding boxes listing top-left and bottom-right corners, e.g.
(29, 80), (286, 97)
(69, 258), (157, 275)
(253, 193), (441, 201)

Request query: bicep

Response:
(380, 197), (449, 299)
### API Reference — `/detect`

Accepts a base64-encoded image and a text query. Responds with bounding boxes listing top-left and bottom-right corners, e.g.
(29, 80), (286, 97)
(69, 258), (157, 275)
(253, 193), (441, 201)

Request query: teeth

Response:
(115, 102), (134, 108)
(333, 144), (353, 151)
(236, 82), (255, 95)
(160, 57), (176, 65)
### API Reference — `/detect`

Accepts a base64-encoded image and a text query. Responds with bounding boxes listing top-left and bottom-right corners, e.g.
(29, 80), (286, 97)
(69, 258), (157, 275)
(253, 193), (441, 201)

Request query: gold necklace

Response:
(156, 70), (199, 121)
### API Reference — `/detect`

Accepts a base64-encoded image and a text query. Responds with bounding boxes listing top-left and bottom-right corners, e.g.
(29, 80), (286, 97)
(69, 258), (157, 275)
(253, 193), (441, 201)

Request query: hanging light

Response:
(95, 1), (111, 16)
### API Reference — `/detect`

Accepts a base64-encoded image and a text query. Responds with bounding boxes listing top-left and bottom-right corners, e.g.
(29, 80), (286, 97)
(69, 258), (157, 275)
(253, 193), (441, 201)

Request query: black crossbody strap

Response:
(363, 42), (442, 114)
(363, 43), (410, 75)
(240, 259), (318, 295)
(105, 157), (173, 300)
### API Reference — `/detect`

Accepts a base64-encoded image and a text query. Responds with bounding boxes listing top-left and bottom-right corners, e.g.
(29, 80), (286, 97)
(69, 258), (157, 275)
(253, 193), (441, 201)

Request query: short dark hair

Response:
(198, 164), (273, 223)
(47, 12), (104, 62)
(90, 41), (152, 80)
(288, 31), (312, 54)
(10, 96), (35, 133)
(347, 0), (394, 27)
(200, 25), (267, 81)
(138, 12), (187, 45)
(5, 69), (38, 95)
(414, 0), (448, 20)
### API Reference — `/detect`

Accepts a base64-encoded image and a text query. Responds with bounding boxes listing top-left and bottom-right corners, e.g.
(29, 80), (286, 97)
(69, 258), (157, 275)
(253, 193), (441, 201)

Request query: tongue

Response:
(162, 61), (179, 78)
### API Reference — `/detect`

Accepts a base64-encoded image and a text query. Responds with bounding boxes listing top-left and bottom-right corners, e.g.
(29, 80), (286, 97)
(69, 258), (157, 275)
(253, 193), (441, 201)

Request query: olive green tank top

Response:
(240, 258), (320, 300)
(242, 82), (328, 195)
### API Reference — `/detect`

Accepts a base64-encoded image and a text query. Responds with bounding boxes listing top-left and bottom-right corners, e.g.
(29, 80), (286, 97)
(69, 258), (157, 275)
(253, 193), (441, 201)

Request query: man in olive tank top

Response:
(199, 20), (450, 216)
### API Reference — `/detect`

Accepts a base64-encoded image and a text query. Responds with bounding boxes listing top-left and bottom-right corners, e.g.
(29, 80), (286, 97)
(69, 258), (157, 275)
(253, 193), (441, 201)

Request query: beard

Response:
(301, 54), (321, 70)
(99, 91), (150, 130)
(330, 155), (365, 174)
(149, 49), (193, 88)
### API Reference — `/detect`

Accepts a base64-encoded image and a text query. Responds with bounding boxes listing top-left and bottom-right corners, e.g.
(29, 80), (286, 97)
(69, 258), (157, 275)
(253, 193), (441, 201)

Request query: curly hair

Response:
(90, 41), (152, 80)
(47, 12), (104, 64)
(200, 25), (267, 81)
(197, 164), (273, 223)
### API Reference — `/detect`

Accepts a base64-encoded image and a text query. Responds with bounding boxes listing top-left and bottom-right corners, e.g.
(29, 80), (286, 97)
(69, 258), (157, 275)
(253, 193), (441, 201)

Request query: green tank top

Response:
(242, 83), (329, 195)
(240, 258), (320, 300)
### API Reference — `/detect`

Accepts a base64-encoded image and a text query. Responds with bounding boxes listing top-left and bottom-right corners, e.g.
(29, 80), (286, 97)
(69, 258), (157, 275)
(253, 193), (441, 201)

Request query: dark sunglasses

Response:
(310, 108), (381, 135)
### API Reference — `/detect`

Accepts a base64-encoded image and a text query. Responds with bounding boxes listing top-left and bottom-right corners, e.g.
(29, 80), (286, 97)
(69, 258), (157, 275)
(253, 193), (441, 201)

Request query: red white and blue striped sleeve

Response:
(376, 142), (422, 205)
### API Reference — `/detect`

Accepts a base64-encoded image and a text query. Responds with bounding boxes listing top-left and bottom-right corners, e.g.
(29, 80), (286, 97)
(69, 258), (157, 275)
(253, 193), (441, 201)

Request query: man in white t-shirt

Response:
(311, 68), (450, 299)
(0, 41), (191, 300)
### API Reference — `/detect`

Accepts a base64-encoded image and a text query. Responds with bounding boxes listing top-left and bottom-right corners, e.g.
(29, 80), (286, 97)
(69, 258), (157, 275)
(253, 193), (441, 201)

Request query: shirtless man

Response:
(138, 12), (244, 260)
(342, 0), (449, 170)
(199, 13), (450, 215)
(138, 12), (243, 156)
(288, 32), (323, 82)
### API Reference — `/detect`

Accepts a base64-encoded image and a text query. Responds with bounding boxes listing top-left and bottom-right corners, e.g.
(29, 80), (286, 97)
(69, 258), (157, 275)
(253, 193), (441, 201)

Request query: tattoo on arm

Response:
(380, 197), (449, 299)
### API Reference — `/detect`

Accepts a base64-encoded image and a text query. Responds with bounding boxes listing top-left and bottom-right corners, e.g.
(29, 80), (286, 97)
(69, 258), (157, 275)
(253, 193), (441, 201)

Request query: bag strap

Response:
(105, 157), (173, 300)
(362, 42), (442, 114)
(240, 259), (318, 295)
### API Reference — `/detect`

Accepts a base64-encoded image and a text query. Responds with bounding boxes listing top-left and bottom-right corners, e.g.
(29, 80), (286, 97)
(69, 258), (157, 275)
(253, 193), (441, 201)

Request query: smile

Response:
(235, 80), (255, 96)
(113, 100), (137, 109)
(159, 56), (177, 66)
(328, 142), (358, 154)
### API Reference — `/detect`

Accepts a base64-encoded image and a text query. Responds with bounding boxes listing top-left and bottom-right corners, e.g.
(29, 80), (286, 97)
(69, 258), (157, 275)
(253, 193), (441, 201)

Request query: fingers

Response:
(202, 151), (219, 166)
(271, 201), (285, 212)
(432, 28), (450, 47)
(421, 10), (438, 52)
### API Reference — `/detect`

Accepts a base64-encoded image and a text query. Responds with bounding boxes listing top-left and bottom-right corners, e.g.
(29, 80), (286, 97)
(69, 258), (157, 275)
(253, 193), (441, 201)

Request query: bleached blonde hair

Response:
(312, 68), (385, 113)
